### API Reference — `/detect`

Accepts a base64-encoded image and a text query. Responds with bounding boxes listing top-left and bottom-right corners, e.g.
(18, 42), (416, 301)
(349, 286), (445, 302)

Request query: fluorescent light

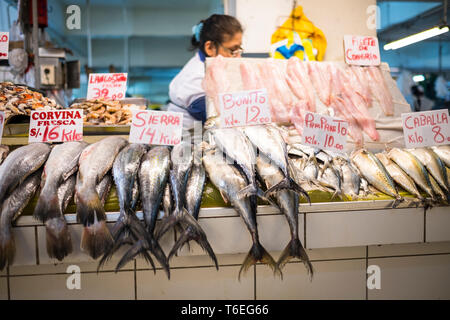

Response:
(413, 75), (425, 82)
(384, 26), (449, 50)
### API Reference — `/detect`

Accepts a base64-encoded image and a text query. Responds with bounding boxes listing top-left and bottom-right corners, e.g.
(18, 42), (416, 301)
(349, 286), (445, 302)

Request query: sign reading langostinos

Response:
(29, 109), (84, 143)
(219, 89), (272, 128)
(0, 111), (5, 143)
(302, 112), (348, 153)
(129, 110), (183, 146)
(402, 109), (450, 148)
(344, 35), (380, 66)
(0, 32), (9, 60)
(87, 73), (128, 100)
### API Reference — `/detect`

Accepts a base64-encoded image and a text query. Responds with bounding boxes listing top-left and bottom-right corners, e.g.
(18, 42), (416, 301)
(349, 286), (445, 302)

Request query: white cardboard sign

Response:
(87, 73), (128, 100)
(0, 32), (8, 60)
(344, 35), (380, 66)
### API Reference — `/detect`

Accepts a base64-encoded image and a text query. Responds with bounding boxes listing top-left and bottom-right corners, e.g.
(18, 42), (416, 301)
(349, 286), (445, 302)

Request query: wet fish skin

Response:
(0, 170), (41, 270)
(162, 184), (173, 218)
(317, 162), (343, 200)
(408, 148), (449, 193)
(256, 154), (313, 278)
(186, 162), (206, 220)
(0, 143), (51, 204)
(431, 145), (450, 168)
(375, 152), (423, 201)
(335, 158), (360, 199)
(387, 148), (435, 201)
(351, 149), (401, 201)
(428, 173), (448, 204)
(203, 149), (280, 279)
(76, 136), (128, 259)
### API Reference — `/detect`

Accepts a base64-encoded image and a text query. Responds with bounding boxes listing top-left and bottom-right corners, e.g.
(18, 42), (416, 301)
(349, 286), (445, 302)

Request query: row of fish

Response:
(203, 56), (394, 146)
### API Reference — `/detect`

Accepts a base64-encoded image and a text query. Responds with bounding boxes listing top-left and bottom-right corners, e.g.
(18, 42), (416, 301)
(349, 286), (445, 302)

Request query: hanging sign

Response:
(344, 35), (380, 66)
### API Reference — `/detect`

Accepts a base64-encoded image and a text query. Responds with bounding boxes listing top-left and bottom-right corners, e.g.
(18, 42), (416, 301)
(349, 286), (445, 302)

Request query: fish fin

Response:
(45, 217), (73, 261)
(33, 192), (61, 222)
(277, 238), (314, 281)
(237, 183), (259, 199)
(0, 227), (15, 271)
(392, 196), (404, 208)
(238, 241), (282, 281)
(155, 215), (178, 240)
(264, 177), (311, 204)
(219, 190), (229, 204)
(145, 236), (171, 279)
(81, 220), (113, 260)
(115, 239), (156, 273)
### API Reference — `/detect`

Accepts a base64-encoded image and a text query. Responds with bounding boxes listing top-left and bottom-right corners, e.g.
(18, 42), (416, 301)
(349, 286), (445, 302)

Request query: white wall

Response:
(232, 0), (377, 61)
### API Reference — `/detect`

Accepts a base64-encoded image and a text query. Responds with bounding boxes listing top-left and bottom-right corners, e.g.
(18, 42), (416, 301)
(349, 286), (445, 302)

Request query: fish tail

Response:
(169, 210), (218, 270)
(33, 191), (60, 222)
(81, 220), (113, 260)
(0, 227), (15, 271)
(45, 217), (73, 261)
(238, 241), (282, 281)
(277, 238), (314, 281)
(265, 177), (311, 204)
(115, 239), (156, 273)
(146, 236), (171, 279)
(237, 183), (259, 199)
(155, 215), (178, 240)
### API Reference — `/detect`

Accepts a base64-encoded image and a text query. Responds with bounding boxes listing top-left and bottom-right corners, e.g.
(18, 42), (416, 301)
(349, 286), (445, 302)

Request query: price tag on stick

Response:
(29, 110), (84, 143)
(0, 32), (9, 60)
(0, 111), (5, 143)
(87, 73), (128, 100)
(302, 112), (348, 153)
(402, 109), (450, 148)
(219, 89), (272, 128)
(129, 110), (183, 146)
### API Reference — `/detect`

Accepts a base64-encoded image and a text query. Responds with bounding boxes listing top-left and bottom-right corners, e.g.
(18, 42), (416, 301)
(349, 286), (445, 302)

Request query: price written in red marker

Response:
(302, 112), (348, 153)
(219, 89), (272, 128)
(28, 110), (84, 143)
(86, 73), (127, 100)
(0, 32), (9, 60)
(402, 109), (450, 148)
(0, 111), (5, 143)
(129, 110), (183, 146)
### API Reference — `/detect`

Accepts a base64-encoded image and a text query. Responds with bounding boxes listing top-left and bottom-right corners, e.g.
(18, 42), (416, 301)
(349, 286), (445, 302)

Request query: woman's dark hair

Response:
(190, 14), (243, 56)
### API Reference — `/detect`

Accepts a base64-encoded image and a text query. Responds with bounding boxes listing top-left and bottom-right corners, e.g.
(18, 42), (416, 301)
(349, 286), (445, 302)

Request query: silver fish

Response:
(256, 154), (313, 279)
(317, 163), (343, 199)
(352, 149), (401, 201)
(334, 157), (361, 200)
(0, 145), (9, 165)
(203, 149), (281, 280)
(34, 141), (88, 261)
(162, 184), (173, 218)
(432, 145), (450, 168)
(212, 128), (259, 198)
(75, 136), (128, 259)
(242, 125), (309, 200)
(387, 148), (435, 201)
(0, 170), (41, 270)
(429, 174), (448, 204)
(408, 148), (449, 194)
(0, 143), (51, 204)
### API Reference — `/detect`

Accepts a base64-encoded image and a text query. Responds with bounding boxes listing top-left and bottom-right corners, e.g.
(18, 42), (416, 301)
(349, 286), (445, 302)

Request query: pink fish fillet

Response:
(240, 62), (263, 90)
(350, 66), (372, 107)
(344, 66), (369, 109)
(365, 66), (394, 116)
(307, 61), (332, 106)
(289, 100), (309, 136)
(287, 57), (316, 112)
(202, 56), (231, 114)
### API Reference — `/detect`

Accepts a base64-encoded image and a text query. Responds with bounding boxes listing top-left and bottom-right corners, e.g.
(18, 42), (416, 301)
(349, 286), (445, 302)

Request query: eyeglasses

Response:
(217, 43), (243, 57)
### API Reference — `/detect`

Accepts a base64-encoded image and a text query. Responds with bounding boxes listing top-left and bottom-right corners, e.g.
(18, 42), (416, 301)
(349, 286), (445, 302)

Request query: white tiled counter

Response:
(2, 201), (449, 300)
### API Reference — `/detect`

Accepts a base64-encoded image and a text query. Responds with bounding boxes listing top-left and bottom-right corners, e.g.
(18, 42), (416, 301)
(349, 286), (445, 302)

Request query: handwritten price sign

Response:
(344, 35), (380, 66)
(0, 32), (9, 60)
(129, 110), (183, 146)
(0, 111), (5, 143)
(29, 110), (83, 143)
(302, 112), (348, 153)
(219, 89), (272, 128)
(87, 73), (128, 100)
(402, 109), (450, 148)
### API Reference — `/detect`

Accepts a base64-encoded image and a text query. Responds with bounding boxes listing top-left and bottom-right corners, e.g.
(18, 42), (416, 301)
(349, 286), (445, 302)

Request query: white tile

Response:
(306, 208), (424, 249)
(164, 253), (249, 269)
(426, 206), (450, 243)
(11, 226), (37, 266)
(137, 265), (254, 300)
(0, 277), (8, 300)
(256, 259), (366, 300)
(258, 214), (304, 253)
(10, 271), (135, 300)
(307, 246), (366, 261)
(368, 254), (450, 299)
(369, 241), (450, 258)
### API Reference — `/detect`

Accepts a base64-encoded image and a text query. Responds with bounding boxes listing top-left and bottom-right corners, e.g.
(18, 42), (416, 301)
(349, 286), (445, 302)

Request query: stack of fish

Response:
(0, 82), (63, 120)
(203, 56), (396, 146)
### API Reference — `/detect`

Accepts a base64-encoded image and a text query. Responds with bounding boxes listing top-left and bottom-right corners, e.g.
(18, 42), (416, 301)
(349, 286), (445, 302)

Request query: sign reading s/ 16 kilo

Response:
(0, 111), (5, 143)
(344, 35), (380, 66)
(402, 109), (450, 148)
(0, 32), (8, 60)
(29, 109), (83, 143)
(219, 89), (272, 128)
(302, 112), (348, 153)
(129, 110), (183, 146)
(87, 73), (128, 100)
